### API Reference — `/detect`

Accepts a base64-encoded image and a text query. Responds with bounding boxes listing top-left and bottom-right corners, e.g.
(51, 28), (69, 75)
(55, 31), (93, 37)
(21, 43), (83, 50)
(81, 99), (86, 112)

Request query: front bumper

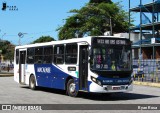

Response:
(89, 82), (133, 93)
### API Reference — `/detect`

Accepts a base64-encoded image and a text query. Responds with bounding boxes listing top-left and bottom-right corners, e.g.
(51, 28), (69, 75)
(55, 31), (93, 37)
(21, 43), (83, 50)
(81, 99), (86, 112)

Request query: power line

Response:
(29, 30), (54, 35)
(4, 30), (54, 37)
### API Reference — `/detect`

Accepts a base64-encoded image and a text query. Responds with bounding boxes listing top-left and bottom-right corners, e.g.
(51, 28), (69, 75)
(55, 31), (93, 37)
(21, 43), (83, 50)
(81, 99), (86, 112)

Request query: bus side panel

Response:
(25, 64), (36, 85)
(55, 65), (79, 90)
(14, 64), (19, 83)
(34, 64), (77, 90)
(34, 64), (53, 88)
(51, 65), (67, 89)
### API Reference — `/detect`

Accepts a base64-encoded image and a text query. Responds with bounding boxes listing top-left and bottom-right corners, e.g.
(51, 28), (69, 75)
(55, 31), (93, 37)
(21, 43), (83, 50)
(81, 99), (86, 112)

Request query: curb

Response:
(0, 73), (14, 77)
(133, 81), (160, 88)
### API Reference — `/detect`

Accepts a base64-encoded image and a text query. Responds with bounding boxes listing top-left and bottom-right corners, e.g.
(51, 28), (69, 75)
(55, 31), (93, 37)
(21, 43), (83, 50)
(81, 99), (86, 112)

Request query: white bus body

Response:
(14, 36), (133, 97)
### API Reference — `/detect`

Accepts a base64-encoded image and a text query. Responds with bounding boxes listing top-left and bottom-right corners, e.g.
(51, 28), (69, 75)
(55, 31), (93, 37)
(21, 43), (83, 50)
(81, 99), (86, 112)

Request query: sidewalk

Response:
(0, 70), (14, 77)
(133, 81), (160, 88)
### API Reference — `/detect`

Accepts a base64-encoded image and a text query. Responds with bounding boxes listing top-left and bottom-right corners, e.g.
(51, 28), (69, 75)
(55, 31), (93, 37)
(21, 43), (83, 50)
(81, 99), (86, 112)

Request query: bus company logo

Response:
(37, 67), (51, 73)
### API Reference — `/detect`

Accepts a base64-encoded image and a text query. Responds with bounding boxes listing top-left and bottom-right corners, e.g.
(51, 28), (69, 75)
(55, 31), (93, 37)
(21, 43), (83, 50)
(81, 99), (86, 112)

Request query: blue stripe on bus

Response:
(87, 81), (92, 92)
(34, 64), (76, 90)
(97, 76), (131, 85)
(34, 64), (92, 92)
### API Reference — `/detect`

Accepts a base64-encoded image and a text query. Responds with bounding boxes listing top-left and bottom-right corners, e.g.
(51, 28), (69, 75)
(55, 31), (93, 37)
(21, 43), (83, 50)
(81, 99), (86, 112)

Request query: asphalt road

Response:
(0, 77), (160, 113)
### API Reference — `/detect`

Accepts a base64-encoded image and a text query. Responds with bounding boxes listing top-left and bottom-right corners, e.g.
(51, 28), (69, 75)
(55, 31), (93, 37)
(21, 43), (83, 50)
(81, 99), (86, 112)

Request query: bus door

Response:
(79, 45), (88, 90)
(19, 50), (26, 84)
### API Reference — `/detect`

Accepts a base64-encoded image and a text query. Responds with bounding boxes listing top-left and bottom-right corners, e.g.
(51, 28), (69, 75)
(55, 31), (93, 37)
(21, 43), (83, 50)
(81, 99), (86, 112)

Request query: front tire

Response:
(29, 75), (36, 90)
(66, 79), (78, 97)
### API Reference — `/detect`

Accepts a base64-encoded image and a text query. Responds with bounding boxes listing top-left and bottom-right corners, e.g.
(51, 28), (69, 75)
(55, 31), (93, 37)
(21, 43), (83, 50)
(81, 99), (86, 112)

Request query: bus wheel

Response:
(67, 79), (78, 97)
(29, 75), (36, 90)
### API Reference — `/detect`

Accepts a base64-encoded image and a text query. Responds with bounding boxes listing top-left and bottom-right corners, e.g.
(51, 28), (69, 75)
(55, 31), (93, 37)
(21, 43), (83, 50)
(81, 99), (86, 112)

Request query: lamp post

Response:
(18, 32), (27, 45)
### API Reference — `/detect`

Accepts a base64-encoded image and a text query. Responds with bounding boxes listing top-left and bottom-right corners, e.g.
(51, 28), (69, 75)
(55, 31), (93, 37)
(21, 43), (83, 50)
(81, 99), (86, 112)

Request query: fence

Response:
(132, 59), (160, 83)
(0, 63), (14, 73)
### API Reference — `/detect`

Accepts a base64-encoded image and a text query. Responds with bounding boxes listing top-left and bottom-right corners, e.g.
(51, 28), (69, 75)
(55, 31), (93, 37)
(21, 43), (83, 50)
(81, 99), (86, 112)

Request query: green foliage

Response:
(32, 36), (55, 44)
(89, 0), (112, 3)
(0, 40), (15, 60)
(57, 1), (130, 40)
(0, 41), (11, 54)
(4, 49), (14, 61)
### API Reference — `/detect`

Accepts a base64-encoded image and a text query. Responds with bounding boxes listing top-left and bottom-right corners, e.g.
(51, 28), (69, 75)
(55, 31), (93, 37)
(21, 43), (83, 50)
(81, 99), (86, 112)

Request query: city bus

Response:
(14, 36), (133, 97)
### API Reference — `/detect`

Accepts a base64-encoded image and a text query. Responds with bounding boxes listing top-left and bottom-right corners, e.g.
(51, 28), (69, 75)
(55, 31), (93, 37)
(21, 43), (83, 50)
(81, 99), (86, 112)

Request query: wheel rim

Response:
(30, 77), (35, 88)
(69, 83), (76, 93)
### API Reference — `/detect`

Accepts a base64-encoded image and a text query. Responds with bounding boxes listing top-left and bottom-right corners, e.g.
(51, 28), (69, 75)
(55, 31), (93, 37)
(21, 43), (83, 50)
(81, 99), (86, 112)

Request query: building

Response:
(114, 32), (153, 59)
(128, 0), (160, 81)
(129, 0), (160, 59)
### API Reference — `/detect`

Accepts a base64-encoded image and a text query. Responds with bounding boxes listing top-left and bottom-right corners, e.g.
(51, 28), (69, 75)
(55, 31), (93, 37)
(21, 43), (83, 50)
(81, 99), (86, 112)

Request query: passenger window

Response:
(27, 48), (34, 64)
(35, 47), (43, 64)
(43, 46), (53, 64)
(53, 45), (64, 64)
(65, 44), (77, 64)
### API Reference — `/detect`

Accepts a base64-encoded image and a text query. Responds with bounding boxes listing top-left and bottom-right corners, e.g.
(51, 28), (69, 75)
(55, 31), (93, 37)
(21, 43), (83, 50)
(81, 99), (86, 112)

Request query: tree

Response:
(57, 1), (130, 40)
(89, 0), (112, 3)
(0, 40), (15, 61)
(4, 47), (14, 62)
(32, 36), (55, 44)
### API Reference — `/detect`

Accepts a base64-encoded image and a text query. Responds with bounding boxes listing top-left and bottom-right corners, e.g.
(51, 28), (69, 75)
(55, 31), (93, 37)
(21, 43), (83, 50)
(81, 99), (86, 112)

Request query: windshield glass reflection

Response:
(90, 46), (131, 71)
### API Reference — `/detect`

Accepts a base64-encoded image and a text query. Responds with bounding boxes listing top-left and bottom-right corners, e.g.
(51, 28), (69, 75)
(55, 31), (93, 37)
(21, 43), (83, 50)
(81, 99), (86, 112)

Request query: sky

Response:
(0, 0), (154, 45)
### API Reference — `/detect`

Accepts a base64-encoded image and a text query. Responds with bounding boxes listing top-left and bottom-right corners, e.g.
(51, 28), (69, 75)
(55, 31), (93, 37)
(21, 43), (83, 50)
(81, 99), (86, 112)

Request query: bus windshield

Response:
(90, 46), (131, 71)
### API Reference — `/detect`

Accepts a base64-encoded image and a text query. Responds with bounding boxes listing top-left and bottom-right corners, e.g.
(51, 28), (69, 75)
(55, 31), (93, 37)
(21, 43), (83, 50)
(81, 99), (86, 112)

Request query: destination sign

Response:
(93, 38), (126, 45)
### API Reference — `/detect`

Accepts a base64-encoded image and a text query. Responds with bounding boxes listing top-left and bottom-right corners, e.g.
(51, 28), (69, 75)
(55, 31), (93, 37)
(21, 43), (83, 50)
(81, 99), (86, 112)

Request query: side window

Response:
(44, 46), (53, 64)
(16, 49), (19, 64)
(53, 45), (64, 64)
(20, 51), (26, 64)
(27, 48), (34, 64)
(35, 47), (43, 64)
(65, 44), (77, 64)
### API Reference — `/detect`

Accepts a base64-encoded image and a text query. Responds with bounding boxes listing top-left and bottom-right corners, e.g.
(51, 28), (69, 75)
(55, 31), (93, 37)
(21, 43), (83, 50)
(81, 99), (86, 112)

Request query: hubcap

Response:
(31, 78), (34, 88)
(69, 83), (75, 93)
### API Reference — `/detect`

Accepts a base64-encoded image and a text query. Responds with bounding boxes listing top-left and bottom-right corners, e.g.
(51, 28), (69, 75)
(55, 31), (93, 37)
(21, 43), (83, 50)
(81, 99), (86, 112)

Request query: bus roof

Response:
(15, 36), (128, 49)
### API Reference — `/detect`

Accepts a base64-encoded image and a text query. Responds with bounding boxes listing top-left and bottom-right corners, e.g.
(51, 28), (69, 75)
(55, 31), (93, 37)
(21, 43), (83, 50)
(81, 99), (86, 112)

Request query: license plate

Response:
(112, 86), (121, 90)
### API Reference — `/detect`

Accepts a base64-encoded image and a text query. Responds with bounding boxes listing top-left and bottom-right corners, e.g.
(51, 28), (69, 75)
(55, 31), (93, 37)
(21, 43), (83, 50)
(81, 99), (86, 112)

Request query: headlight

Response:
(97, 80), (102, 86)
(91, 76), (102, 86)
(91, 76), (96, 82)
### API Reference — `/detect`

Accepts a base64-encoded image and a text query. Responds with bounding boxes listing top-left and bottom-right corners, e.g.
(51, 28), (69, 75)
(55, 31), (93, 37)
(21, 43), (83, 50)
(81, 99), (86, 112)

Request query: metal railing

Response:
(132, 59), (160, 83)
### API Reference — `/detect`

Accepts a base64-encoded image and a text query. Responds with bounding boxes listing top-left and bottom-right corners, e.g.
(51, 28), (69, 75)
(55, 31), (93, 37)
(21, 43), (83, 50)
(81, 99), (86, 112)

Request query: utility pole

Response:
(129, 0), (131, 40)
(110, 17), (113, 36)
